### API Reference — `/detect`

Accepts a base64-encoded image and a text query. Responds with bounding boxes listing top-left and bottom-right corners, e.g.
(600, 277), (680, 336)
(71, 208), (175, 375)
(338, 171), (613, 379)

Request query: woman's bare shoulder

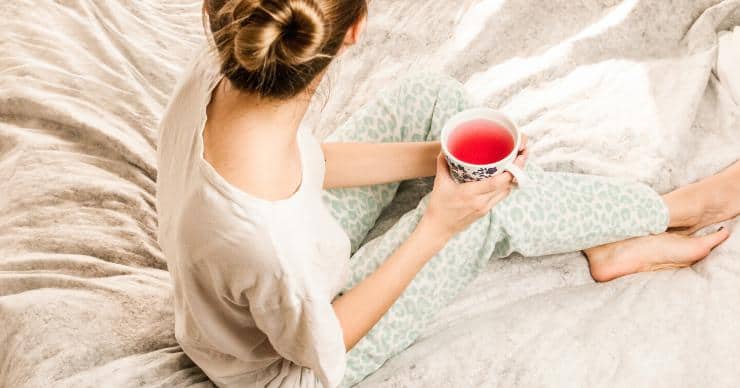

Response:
(202, 118), (301, 202)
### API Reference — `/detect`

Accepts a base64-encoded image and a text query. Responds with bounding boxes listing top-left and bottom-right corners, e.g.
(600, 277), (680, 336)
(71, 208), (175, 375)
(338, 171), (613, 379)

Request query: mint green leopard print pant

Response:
(321, 73), (670, 387)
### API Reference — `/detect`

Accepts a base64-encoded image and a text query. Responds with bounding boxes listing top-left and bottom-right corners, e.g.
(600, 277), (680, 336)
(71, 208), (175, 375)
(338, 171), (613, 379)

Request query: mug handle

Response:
(503, 163), (532, 188)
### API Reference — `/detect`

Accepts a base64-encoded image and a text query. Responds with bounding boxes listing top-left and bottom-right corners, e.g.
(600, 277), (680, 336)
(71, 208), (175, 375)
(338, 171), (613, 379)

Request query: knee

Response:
(375, 71), (471, 109)
(399, 71), (467, 99)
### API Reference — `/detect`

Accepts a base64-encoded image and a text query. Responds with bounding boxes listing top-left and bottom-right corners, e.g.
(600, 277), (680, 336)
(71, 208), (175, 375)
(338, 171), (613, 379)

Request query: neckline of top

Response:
(195, 50), (310, 207)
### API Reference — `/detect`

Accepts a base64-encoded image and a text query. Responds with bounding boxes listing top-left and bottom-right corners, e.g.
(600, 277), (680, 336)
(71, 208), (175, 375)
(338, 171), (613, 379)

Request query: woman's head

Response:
(205, 0), (367, 99)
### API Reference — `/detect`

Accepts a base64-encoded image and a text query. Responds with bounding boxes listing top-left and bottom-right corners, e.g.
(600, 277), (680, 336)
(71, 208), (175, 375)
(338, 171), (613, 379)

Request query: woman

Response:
(155, 0), (739, 386)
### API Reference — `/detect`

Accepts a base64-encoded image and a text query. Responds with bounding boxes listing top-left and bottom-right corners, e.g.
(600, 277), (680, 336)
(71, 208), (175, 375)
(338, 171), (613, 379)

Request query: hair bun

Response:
(232, 0), (327, 72)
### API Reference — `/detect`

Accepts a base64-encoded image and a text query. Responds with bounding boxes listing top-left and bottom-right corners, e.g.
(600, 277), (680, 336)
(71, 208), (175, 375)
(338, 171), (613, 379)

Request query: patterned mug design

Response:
(440, 108), (531, 186)
(445, 155), (499, 183)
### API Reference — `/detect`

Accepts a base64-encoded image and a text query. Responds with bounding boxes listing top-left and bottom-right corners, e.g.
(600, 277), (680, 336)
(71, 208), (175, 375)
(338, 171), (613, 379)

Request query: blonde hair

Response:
(204, 0), (367, 99)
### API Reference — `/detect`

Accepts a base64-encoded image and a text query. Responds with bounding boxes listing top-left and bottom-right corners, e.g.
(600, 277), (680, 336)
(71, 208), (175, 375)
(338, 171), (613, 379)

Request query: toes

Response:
(688, 228), (731, 260)
(700, 228), (731, 249)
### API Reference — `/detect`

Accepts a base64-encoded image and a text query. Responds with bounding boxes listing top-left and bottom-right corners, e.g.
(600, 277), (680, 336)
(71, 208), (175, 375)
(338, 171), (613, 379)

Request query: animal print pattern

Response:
(322, 73), (472, 254)
(321, 73), (669, 387)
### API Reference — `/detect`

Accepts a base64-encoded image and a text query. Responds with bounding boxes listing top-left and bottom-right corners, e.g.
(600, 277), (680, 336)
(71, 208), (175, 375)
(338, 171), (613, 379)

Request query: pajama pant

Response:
(320, 73), (670, 387)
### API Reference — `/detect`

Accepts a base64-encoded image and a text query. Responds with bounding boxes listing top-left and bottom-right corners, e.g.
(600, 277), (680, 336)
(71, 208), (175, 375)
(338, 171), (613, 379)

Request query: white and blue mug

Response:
(440, 108), (532, 187)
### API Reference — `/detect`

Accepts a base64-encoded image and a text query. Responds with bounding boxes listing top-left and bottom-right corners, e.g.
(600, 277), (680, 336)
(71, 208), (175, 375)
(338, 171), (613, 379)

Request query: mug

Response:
(440, 108), (531, 187)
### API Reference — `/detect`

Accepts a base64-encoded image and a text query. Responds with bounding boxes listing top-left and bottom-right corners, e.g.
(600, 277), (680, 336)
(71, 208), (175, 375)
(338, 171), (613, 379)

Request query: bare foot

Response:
(585, 228), (730, 282)
(665, 160), (740, 234)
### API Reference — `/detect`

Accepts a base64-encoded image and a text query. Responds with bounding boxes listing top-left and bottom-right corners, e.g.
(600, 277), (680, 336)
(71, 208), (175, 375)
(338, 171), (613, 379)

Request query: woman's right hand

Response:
(333, 153), (515, 352)
(420, 153), (514, 240)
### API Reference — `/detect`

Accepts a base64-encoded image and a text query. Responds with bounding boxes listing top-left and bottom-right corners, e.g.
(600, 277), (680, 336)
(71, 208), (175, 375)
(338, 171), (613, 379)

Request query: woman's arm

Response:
(331, 154), (515, 350)
(331, 216), (449, 350)
(322, 142), (440, 189)
(322, 135), (529, 189)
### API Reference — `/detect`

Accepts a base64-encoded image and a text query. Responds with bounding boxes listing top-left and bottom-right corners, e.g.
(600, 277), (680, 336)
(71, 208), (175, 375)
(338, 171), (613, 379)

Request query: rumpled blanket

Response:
(0, 1), (738, 387)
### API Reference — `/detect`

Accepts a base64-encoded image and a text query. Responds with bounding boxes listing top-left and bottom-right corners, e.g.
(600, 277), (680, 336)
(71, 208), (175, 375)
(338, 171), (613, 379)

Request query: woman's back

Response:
(156, 46), (351, 387)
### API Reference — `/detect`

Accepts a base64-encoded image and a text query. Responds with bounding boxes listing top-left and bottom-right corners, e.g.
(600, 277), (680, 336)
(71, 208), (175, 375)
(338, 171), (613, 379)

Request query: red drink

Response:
(447, 119), (515, 165)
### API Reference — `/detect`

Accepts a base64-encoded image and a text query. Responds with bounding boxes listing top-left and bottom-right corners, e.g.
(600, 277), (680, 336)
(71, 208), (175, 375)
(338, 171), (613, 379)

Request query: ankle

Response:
(664, 184), (706, 229)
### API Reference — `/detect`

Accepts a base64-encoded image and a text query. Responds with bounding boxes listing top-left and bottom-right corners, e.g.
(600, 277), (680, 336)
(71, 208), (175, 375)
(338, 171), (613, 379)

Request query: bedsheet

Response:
(1, 1), (738, 387)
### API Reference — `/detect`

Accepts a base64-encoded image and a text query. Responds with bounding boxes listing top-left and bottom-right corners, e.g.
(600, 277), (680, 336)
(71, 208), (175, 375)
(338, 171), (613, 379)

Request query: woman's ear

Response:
(343, 13), (367, 47)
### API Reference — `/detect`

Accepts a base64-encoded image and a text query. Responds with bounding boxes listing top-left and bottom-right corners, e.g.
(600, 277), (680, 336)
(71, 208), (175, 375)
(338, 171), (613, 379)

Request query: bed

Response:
(1, 1), (739, 387)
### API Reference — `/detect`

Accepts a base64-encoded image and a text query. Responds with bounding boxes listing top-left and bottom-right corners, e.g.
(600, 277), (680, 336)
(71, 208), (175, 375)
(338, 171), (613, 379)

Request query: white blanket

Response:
(0, 1), (738, 387)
